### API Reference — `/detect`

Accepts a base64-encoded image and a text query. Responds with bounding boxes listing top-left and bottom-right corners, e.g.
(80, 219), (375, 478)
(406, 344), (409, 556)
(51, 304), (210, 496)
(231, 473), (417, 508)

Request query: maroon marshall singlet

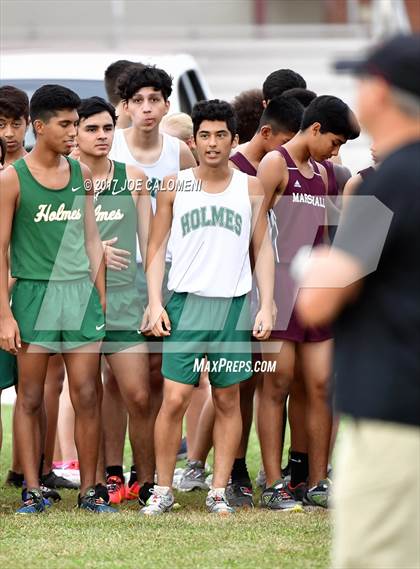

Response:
(230, 151), (257, 176)
(271, 146), (331, 342)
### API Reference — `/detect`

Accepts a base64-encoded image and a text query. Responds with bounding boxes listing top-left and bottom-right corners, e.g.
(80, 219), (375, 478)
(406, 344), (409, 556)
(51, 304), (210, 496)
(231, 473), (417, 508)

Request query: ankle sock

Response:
(290, 451), (309, 487)
(231, 458), (250, 483)
(128, 465), (137, 486)
(106, 465), (124, 481)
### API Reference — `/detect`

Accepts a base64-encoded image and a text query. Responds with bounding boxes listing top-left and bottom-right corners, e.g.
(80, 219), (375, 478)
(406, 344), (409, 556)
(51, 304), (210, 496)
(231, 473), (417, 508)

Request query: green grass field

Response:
(0, 403), (331, 569)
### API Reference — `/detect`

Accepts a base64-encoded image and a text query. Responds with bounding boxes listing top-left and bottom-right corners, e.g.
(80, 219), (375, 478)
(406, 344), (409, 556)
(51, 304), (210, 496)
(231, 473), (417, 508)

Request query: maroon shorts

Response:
(272, 262), (332, 343)
(271, 308), (332, 343)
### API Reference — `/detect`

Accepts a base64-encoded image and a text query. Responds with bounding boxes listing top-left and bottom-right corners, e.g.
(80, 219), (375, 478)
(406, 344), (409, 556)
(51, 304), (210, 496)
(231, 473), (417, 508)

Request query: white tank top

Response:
(109, 129), (180, 262)
(168, 168), (252, 298)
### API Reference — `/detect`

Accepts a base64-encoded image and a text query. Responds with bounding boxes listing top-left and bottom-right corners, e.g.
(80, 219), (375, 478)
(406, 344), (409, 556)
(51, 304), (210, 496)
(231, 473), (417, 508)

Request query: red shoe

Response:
(126, 480), (140, 501)
(106, 475), (125, 504)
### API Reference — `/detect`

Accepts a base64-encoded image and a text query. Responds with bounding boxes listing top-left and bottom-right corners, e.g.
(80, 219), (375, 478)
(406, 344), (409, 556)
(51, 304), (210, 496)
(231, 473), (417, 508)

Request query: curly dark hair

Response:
(117, 65), (173, 102)
(231, 88), (264, 143)
(192, 99), (237, 139)
(104, 60), (144, 105)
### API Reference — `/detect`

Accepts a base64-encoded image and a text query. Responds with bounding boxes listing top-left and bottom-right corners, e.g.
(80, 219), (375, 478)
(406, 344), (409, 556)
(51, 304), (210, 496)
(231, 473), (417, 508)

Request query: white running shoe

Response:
(178, 460), (209, 492)
(139, 486), (174, 516)
(206, 488), (235, 515)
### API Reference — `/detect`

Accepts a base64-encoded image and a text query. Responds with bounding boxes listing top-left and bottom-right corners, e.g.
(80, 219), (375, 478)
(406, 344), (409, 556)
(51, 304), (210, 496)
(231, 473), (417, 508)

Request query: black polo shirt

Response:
(333, 141), (420, 427)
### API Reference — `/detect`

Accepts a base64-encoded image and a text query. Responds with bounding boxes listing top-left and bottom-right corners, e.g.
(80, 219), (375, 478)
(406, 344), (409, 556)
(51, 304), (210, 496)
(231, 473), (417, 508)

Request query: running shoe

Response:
(126, 480), (140, 501)
(95, 483), (110, 504)
(5, 470), (24, 487)
(139, 486), (174, 516)
(106, 475), (125, 504)
(22, 487), (53, 509)
(178, 460), (209, 492)
(52, 460), (80, 486)
(206, 489), (235, 515)
(78, 487), (118, 513)
(288, 481), (307, 503)
(41, 470), (79, 490)
(226, 479), (254, 508)
(138, 482), (155, 507)
(304, 479), (331, 509)
(260, 480), (303, 512)
(16, 489), (45, 514)
(40, 484), (62, 503)
(52, 460), (79, 470)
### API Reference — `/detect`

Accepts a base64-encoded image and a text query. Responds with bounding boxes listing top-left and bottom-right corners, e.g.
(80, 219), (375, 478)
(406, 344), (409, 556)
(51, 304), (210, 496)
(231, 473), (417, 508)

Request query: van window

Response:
(0, 79), (107, 149)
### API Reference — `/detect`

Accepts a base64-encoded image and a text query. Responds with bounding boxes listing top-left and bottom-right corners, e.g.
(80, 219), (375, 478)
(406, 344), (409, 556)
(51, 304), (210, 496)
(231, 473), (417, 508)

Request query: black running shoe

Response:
(226, 479), (254, 508)
(41, 470), (79, 490)
(40, 484), (62, 503)
(303, 479), (331, 509)
(288, 481), (307, 503)
(5, 470), (24, 487)
(260, 480), (303, 511)
(138, 482), (155, 506)
(95, 483), (110, 504)
(16, 489), (45, 514)
(78, 487), (118, 513)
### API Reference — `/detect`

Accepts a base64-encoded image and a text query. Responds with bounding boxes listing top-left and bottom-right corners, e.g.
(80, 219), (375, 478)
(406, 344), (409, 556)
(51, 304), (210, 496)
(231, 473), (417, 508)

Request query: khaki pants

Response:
(333, 419), (420, 569)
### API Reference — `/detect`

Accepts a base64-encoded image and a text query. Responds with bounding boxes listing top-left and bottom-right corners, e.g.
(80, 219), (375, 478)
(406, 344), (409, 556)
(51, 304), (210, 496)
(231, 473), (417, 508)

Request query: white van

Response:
(0, 52), (211, 146)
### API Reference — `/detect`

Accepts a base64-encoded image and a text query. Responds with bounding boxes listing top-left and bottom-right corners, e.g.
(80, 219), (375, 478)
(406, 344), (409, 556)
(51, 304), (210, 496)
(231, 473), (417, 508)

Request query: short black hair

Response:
(259, 95), (304, 134)
(301, 95), (360, 140)
(0, 85), (29, 121)
(231, 88), (264, 143)
(192, 99), (237, 140)
(282, 87), (317, 108)
(0, 137), (6, 165)
(78, 96), (117, 126)
(117, 65), (173, 102)
(104, 60), (144, 106)
(30, 84), (81, 123)
(262, 69), (306, 101)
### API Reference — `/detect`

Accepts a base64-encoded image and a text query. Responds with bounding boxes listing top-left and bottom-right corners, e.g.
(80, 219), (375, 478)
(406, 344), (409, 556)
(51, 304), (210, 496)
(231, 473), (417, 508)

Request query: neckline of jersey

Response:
(121, 128), (168, 169)
(280, 146), (317, 181)
(191, 167), (236, 196)
(230, 151), (257, 176)
(19, 156), (73, 192)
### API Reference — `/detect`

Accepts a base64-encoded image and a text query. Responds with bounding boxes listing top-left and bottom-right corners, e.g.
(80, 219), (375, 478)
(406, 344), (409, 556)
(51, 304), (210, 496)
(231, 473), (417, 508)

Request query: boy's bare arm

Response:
(249, 176), (275, 340)
(0, 167), (21, 352)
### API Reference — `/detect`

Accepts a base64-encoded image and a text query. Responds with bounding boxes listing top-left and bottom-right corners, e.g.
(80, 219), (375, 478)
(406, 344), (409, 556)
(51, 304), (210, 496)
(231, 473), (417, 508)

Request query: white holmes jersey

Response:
(168, 168), (252, 298)
(109, 129), (180, 262)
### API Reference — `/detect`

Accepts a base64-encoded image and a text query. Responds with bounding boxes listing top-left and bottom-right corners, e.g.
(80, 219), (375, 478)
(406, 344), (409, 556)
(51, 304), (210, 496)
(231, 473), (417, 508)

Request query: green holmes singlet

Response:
(94, 160), (145, 352)
(11, 156), (89, 280)
(94, 160), (137, 288)
(10, 156), (105, 350)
